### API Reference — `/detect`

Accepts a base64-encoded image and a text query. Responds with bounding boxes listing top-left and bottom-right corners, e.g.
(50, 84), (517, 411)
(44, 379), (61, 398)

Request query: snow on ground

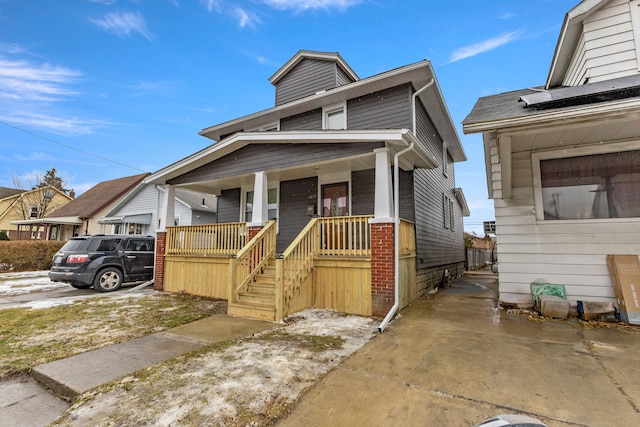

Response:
(0, 271), (69, 296)
(59, 308), (378, 427)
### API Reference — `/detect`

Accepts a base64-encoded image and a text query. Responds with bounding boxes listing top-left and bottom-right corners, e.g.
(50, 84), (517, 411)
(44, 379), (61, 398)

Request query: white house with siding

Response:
(99, 184), (216, 235)
(463, 0), (640, 306)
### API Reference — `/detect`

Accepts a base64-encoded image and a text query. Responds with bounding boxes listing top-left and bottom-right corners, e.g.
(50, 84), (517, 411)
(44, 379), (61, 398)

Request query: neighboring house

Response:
(146, 50), (468, 323)
(0, 186), (72, 240)
(463, 0), (640, 306)
(464, 233), (496, 271)
(13, 173), (149, 240)
(98, 183), (217, 235)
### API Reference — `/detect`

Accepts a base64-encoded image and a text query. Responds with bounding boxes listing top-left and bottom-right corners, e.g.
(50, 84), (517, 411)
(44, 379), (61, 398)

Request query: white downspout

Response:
(378, 78), (434, 333)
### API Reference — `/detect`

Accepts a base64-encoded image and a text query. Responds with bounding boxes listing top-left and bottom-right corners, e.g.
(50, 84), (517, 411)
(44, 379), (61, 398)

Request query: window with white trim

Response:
(323, 103), (346, 130)
(533, 146), (640, 220)
(244, 188), (278, 222)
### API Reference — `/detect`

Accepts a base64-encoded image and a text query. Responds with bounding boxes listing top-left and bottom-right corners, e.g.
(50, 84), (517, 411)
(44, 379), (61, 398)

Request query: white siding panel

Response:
(494, 143), (640, 306)
(562, 1), (638, 87)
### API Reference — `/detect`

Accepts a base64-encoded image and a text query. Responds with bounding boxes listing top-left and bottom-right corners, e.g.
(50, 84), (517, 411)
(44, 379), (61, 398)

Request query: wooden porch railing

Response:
(275, 215), (373, 321)
(229, 221), (277, 304)
(166, 223), (247, 255)
(275, 218), (319, 321)
(317, 215), (373, 257)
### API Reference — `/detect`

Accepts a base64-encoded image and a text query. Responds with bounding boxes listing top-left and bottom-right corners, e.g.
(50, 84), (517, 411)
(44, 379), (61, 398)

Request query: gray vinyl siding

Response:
(280, 109), (322, 130)
(350, 168), (414, 221)
(275, 59), (341, 106)
(191, 210), (217, 225)
(277, 177), (318, 253)
(347, 84), (412, 130)
(351, 169), (375, 215)
(336, 67), (354, 87)
(168, 142), (384, 185)
(413, 102), (464, 269)
(217, 188), (241, 223)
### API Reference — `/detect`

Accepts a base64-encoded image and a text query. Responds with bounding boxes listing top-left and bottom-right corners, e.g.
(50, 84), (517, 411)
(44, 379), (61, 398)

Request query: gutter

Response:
(379, 78), (434, 333)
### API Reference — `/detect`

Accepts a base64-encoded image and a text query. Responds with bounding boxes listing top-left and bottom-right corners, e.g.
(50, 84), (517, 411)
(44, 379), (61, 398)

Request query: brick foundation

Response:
(370, 222), (395, 317)
(154, 231), (166, 291)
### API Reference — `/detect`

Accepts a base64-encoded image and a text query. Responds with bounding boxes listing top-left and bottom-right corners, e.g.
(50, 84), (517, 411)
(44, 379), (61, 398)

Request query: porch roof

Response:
(11, 216), (83, 226)
(144, 129), (438, 187)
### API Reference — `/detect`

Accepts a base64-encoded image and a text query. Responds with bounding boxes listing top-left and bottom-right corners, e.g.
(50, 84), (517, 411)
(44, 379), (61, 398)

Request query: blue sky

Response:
(0, 0), (579, 235)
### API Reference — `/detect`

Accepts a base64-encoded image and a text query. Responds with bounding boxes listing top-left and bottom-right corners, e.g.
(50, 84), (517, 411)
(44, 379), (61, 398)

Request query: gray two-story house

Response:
(145, 50), (468, 325)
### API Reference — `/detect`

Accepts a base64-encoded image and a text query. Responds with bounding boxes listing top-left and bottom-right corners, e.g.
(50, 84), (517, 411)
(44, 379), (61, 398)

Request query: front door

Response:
(321, 182), (348, 217)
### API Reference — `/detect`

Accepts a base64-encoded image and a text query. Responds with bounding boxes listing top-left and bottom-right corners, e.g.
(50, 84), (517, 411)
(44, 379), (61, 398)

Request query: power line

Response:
(1, 120), (147, 172)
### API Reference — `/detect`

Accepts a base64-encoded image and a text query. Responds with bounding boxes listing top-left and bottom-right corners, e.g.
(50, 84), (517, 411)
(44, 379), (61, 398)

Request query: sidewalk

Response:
(277, 273), (640, 427)
(2, 315), (274, 427)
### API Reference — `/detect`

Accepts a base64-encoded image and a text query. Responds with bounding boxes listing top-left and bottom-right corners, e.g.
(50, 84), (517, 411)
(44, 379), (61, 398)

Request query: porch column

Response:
(155, 184), (175, 291)
(248, 171), (268, 227)
(372, 148), (394, 222)
(370, 222), (395, 317)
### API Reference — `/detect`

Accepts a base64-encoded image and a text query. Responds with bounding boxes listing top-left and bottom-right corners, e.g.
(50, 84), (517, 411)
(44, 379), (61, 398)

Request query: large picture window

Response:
(539, 149), (640, 220)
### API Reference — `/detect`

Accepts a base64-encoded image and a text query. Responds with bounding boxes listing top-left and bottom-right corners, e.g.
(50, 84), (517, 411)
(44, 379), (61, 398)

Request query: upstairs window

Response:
(323, 103), (346, 130)
(29, 206), (39, 218)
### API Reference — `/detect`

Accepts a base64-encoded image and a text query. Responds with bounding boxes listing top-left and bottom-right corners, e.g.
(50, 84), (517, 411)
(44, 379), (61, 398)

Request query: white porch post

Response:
(249, 171), (268, 226)
(371, 148), (394, 223)
(158, 184), (175, 232)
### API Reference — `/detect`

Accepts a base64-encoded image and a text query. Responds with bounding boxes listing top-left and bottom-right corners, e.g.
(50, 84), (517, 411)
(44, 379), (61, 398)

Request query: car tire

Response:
(94, 267), (123, 292)
(70, 283), (92, 289)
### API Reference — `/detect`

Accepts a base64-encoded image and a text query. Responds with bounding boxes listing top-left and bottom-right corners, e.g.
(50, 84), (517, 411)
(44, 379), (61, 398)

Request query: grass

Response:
(0, 293), (226, 379)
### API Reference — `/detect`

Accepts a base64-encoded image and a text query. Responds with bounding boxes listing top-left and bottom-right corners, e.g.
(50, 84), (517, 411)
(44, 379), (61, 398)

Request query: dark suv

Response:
(49, 235), (155, 292)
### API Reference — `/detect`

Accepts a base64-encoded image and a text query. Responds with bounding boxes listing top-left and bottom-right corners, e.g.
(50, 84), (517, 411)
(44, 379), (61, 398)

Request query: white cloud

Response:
(233, 7), (262, 28)
(0, 56), (81, 102)
(1, 110), (106, 136)
(90, 11), (154, 41)
(449, 31), (521, 63)
(201, 0), (222, 12)
(88, 0), (117, 4)
(499, 12), (516, 20)
(260, 0), (363, 11)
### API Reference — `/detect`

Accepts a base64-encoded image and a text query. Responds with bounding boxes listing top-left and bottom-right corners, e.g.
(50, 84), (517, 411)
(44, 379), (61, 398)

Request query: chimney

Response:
(69, 189), (75, 199)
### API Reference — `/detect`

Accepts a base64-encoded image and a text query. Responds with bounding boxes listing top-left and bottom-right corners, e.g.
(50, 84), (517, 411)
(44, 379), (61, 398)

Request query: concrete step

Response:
(228, 302), (276, 322)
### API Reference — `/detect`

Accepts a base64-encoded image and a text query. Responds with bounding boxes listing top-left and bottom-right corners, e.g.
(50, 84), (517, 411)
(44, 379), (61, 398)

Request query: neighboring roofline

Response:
(0, 186), (72, 221)
(144, 129), (439, 185)
(454, 188), (470, 217)
(546, 0), (608, 89)
(463, 96), (640, 134)
(198, 60), (465, 162)
(268, 50), (359, 85)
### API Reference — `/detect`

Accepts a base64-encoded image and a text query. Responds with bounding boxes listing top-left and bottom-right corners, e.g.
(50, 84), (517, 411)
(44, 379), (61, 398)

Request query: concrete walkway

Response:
(2, 315), (273, 427)
(277, 272), (640, 427)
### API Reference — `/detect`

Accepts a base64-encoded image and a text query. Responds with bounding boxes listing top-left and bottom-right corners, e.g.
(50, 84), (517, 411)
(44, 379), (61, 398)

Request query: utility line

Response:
(0, 120), (147, 172)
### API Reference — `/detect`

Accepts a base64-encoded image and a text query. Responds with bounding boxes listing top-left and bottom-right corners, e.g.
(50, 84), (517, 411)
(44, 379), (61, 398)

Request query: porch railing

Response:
(275, 218), (319, 321)
(229, 221), (277, 304)
(166, 223), (247, 256)
(317, 215), (372, 257)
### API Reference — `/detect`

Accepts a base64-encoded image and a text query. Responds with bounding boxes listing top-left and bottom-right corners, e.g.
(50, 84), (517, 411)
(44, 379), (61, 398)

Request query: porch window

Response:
(539, 149), (640, 220)
(245, 188), (278, 222)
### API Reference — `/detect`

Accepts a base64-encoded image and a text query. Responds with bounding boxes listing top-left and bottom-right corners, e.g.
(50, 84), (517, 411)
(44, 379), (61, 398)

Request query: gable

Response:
(548, 0), (640, 88)
(275, 58), (356, 106)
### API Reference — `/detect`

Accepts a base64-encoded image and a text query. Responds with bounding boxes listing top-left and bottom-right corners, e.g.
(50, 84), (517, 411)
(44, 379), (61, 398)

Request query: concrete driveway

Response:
(277, 272), (640, 427)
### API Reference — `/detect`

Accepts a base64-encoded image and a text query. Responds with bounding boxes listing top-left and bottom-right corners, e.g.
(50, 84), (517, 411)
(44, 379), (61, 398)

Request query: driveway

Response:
(277, 272), (640, 427)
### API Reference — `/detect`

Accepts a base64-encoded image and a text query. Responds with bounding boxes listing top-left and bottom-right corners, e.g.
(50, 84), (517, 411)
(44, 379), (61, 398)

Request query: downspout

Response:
(378, 78), (434, 332)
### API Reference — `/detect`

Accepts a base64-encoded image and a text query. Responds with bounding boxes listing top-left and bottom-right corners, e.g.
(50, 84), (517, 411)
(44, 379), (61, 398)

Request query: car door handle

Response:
(126, 255), (137, 259)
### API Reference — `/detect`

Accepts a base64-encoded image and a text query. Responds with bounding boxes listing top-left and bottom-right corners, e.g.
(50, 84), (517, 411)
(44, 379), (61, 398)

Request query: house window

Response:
(537, 148), (640, 220)
(29, 206), (39, 219)
(442, 193), (455, 230)
(244, 188), (278, 222)
(323, 103), (346, 130)
(43, 189), (53, 201)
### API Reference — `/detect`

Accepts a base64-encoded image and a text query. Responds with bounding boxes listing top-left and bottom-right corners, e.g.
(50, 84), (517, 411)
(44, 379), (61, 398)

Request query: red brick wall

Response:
(154, 231), (166, 291)
(247, 225), (263, 241)
(371, 223), (395, 317)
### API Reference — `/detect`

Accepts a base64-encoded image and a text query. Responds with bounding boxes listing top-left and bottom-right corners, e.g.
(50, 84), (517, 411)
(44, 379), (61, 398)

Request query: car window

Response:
(59, 239), (86, 251)
(91, 239), (121, 252)
(126, 239), (153, 252)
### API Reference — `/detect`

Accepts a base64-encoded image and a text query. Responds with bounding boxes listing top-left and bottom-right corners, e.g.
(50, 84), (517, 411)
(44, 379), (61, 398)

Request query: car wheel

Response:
(94, 267), (123, 292)
(70, 283), (92, 289)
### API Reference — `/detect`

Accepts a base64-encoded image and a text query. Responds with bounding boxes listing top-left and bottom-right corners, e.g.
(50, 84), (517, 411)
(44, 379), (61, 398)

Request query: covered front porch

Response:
(158, 215), (416, 322)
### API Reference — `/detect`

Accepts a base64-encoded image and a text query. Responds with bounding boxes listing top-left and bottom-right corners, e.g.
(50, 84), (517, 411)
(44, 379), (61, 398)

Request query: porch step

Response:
(228, 301), (276, 322)
(237, 290), (275, 305)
